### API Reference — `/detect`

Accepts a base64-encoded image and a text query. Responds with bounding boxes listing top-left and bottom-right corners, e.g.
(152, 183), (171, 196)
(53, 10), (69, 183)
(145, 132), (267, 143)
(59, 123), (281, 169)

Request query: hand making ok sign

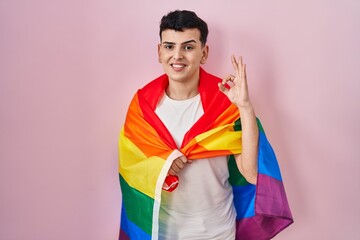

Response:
(218, 55), (253, 109)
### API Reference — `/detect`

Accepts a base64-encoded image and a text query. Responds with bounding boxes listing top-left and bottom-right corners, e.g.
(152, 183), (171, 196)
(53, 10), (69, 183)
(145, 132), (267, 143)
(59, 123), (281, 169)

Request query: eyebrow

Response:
(162, 40), (197, 45)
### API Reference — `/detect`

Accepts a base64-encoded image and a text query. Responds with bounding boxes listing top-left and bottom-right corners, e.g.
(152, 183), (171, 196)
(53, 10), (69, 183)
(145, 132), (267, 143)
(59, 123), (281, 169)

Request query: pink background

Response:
(1, 0), (359, 239)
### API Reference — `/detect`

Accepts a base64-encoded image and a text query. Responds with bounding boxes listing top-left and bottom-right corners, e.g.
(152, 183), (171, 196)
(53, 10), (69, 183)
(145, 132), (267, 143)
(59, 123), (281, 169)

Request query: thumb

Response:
(218, 82), (229, 95)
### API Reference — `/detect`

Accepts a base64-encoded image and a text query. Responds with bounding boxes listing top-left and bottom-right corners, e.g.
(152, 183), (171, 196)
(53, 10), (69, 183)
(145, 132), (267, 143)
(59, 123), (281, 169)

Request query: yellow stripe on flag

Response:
(119, 129), (165, 199)
(194, 124), (242, 154)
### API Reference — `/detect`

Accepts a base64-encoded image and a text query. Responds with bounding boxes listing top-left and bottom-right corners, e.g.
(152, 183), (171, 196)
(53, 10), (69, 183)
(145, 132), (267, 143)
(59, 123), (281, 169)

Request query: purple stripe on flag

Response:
(256, 174), (292, 218)
(119, 229), (130, 240)
(235, 173), (293, 239)
(236, 214), (293, 240)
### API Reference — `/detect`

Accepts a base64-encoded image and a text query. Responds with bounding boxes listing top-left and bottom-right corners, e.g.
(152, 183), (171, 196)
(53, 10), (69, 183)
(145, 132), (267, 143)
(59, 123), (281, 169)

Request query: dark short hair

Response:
(159, 10), (208, 46)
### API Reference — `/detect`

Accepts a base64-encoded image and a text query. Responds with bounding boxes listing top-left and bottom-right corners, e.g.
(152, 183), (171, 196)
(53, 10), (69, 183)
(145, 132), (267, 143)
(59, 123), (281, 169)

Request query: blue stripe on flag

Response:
(232, 184), (256, 219)
(258, 132), (282, 181)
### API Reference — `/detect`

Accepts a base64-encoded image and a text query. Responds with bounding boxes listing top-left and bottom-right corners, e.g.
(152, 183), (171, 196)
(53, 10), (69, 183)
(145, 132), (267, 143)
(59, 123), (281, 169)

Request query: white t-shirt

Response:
(155, 93), (236, 240)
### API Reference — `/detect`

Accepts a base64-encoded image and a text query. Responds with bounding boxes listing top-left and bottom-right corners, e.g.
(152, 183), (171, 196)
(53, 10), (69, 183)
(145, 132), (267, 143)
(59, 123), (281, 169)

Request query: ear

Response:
(157, 44), (162, 63)
(200, 45), (209, 64)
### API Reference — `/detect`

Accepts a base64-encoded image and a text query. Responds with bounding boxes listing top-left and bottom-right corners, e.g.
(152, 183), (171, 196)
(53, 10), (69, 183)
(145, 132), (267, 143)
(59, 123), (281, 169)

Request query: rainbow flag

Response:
(119, 68), (293, 240)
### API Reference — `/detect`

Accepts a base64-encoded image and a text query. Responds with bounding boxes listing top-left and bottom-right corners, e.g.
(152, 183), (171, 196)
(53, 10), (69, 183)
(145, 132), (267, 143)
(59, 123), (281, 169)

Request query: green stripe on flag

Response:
(256, 117), (265, 133)
(228, 155), (250, 186)
(120, 174), (154, 235)
(233, 118), (264, 133)
(233, 118), (242, 131)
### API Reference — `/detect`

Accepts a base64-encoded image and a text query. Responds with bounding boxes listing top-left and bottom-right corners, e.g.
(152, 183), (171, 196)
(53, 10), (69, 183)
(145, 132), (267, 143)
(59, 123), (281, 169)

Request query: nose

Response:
(173, 46), (183, 60)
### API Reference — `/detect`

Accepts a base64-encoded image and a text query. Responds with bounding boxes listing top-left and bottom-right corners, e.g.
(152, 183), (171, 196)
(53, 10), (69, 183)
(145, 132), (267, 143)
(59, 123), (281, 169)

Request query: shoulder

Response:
(136, 73), (169, 110)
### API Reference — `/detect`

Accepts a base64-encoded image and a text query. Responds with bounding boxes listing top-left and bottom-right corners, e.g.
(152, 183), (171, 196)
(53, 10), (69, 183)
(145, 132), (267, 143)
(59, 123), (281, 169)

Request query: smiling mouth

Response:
(171, 63), (186, 71)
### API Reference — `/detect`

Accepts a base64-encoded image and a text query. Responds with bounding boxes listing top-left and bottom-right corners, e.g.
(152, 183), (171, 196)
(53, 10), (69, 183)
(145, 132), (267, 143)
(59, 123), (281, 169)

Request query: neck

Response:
(166, 80), (199, 100)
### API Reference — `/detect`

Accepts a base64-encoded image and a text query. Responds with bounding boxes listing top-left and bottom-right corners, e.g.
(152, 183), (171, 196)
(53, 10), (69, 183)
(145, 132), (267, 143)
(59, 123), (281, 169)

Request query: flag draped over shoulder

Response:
(119, 68), (293, 240)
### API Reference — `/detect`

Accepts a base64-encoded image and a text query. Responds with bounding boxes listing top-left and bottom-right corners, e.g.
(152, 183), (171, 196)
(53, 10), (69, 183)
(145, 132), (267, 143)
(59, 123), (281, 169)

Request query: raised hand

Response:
(218, 55), (252, 108)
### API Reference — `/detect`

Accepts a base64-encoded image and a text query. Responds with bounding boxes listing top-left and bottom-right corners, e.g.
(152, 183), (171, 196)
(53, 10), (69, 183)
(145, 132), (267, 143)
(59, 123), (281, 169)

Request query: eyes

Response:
(163, 44), (194, 51)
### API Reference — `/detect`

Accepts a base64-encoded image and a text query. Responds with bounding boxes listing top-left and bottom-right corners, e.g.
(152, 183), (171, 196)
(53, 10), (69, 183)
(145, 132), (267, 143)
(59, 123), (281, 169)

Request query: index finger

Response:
(231, 55), (240, 73)
(179, 155), (188, 164)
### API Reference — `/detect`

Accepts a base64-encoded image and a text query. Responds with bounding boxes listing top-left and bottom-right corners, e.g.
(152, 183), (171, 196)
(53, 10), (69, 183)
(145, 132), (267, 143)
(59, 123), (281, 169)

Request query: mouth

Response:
(170, 63), (186, 71)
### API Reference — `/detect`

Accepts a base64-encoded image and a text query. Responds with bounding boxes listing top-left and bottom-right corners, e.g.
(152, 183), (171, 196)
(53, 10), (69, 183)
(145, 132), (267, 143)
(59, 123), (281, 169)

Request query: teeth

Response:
(172, 64), (185, 68)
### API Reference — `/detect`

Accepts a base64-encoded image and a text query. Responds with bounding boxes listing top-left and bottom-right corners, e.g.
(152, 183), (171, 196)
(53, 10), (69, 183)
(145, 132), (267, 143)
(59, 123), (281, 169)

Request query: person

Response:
(118, 10), (293, 240)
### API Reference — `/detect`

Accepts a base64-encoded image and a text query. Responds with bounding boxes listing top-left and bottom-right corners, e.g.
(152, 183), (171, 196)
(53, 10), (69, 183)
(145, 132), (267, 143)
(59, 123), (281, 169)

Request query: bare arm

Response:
(218, 55), (259, 184)
(234, 105), (258, 184)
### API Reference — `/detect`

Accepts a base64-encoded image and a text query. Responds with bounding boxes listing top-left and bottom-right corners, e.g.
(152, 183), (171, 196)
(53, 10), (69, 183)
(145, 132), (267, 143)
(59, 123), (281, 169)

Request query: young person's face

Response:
(158, 28), (208, 84)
